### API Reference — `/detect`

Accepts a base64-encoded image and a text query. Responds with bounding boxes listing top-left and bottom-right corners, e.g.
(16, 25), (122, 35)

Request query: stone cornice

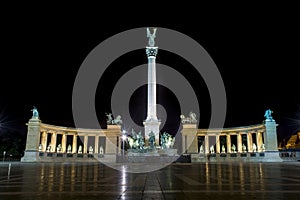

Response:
(39, 123), (106, 134)
(197, 124), (265, 134)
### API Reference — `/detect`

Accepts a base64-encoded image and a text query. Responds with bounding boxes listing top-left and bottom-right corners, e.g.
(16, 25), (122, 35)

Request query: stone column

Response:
(216, 134), (220, 153)
(205, 135), (209, 154)
(247, 132), (252, 152)
(181, 124), (198, 153)
(144, 32), (160, 145)
(61, 133), (67, 153)
(227, 134), (231, 153)
(182, 135), (187, 153)
(21, 117), (41, 162)
(237, 134), (242, 153)
(50, 132), (57, 152)
(83, 135), (88, 154)
(95, 135), (99, 154)
(257, 132), (263, 152)
(41, 131), (47, 151)
(72, 135), (77, 153)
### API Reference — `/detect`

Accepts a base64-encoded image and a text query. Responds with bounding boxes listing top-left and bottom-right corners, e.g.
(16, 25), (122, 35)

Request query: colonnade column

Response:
(182, 135), (187, 153)
(205, 135), (209, 154)
(226, 135), (231, 153)
(216, 134), (220, 153)
(247, 132), (253, 152)
(61, 133), (67, 153)
(83, 135), (88, 154)
(72, 135), (77, 153)
(50, 132), (57, 152)
(41, 131), (47, 151)
(237, 134), (242, 153)
(227, 135), (231, 153)
(95, 136), (99, 154)
(257, 132), (263, 152)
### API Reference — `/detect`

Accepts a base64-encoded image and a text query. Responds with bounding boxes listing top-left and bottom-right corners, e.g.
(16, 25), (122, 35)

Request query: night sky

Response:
(0, 5), (299, 146)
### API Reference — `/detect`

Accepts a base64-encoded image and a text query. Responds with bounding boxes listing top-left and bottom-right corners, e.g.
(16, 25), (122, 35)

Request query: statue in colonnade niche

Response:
(252, 143), (257, 152)
(56, 144), (62, 153)
(221, 145), (226, 153)
(78, 145), (82, 154)
(199, 145), (204, 153)
(261, 143), (265, 152)
(67, 144), (72, 153)
(242, 143), (247, 152)
(231, 144), (236, 153)
(89, 146), (93, 154)
(210, 145), (215, 154)
(99, 146), (104, 155)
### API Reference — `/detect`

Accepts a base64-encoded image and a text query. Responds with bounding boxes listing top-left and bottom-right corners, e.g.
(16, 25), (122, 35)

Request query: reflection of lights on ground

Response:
(122, 130), (127, 140)
(121, 165), (127, 195)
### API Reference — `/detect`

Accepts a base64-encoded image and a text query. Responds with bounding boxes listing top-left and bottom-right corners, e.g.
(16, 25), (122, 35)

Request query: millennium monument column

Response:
(143, 27), (161, 145)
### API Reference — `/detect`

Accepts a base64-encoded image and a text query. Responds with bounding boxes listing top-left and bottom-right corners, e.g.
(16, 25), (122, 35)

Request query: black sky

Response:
(0, 4), (299, 144)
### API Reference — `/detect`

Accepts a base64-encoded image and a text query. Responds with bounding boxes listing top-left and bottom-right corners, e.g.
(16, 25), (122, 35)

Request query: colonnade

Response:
(182, 124), (268, 154)
(22, 114), (280, 162)
(198, 130), (265, 154)
(39, 131), (100, 154)
(37, 124), (121, 155)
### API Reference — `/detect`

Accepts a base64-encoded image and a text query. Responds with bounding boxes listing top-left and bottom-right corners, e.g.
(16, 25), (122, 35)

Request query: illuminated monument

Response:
(143, 27), (161, 146)
(21, 28), (284, 163)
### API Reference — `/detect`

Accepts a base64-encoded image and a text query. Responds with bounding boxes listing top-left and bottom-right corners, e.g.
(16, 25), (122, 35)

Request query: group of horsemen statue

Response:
(105, 112), (197, 151)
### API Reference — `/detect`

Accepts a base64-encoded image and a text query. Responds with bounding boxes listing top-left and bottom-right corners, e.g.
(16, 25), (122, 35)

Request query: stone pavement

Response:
(0, 162), (299, 199)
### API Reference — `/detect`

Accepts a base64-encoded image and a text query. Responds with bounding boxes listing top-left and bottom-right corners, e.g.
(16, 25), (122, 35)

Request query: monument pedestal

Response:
(21, 118), (41, 162)
(264, 120), (282, 162)
(181, 124), (198, 154)
(143, 119), (161, 146)
(263, 151), (283, 162)
(106, 125), (121, 155)
(21, 151), (40, 162)
(121, 148), (179, 163)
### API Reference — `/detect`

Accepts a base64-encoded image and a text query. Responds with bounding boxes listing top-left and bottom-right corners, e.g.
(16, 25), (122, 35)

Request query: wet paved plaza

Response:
(0, 161), (300, 199)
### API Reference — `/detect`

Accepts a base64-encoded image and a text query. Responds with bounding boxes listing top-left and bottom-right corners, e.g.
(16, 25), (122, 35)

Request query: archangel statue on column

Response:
(147, 27), (157, 47)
